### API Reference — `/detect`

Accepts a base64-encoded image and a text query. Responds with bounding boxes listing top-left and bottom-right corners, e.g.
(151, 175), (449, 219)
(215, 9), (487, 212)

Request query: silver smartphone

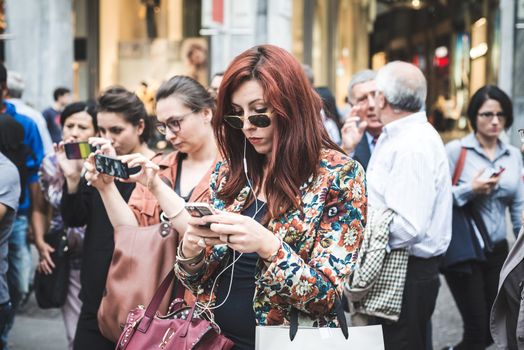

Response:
(185, 202), (216, 228)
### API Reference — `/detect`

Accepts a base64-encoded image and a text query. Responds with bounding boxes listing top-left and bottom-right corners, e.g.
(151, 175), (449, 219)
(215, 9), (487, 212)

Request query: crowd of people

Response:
(0, 43), (522, 350)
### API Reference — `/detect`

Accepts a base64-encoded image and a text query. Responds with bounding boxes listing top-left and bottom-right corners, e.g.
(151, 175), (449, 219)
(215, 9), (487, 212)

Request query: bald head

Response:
(375, 61), (427, 113)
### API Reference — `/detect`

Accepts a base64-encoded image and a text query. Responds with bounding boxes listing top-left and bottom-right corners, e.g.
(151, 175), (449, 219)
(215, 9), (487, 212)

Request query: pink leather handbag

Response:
(116, 270), (234, 350)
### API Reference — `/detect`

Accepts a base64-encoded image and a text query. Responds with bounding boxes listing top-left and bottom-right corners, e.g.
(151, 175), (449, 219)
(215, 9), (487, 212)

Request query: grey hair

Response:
(7, 71), (24, 98)
(375, 61), (427, 112)
(347, 69), (376, 103)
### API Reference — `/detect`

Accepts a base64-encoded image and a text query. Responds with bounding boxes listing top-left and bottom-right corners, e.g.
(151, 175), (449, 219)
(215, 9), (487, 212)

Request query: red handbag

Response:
(116, 270), (234, 350)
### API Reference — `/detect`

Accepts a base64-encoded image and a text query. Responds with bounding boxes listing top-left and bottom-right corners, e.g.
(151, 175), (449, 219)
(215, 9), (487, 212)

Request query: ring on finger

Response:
(198, 238), (206, 246)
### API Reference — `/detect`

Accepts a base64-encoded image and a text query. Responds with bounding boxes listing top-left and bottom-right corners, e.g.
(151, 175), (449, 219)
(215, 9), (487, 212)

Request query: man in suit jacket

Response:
(341, 69), (382, 170)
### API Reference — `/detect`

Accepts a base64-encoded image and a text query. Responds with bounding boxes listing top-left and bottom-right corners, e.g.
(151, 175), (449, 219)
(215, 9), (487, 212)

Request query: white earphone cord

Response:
(195, 137), (265, 326)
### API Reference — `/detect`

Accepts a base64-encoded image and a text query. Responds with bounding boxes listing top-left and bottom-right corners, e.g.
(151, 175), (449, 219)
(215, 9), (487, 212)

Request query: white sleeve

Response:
(385, 151), (436, 248)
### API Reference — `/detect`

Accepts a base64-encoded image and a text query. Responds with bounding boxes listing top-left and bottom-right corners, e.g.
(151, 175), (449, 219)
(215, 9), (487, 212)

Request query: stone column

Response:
(5, 0), (74, 110)
(266, 0), (292, 51)
(207, 0), (293, 75)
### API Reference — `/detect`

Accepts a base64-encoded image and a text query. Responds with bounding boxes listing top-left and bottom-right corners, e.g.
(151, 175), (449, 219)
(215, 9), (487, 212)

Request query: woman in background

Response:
(444, 85), (524, 350)
(60, 88), (156, 350)
(32, 102), (97, 349)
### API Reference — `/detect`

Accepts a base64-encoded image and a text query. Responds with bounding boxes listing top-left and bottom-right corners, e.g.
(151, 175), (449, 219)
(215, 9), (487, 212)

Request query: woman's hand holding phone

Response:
(117, 153), (160, 189)
(88, 137), (116, 157)
(189, 211), (279, 260)
(472, 167), (501, 195)
(84, 153), (115, 190)
(55, 140), (85, 179)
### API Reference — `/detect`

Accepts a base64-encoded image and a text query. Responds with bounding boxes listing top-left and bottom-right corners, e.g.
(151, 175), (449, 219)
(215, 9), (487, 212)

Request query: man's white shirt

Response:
(367, 111), (452, 258)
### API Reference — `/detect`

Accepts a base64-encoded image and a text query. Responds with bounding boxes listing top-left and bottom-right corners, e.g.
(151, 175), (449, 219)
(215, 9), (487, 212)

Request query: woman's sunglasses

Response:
(223, 113), (271, 129)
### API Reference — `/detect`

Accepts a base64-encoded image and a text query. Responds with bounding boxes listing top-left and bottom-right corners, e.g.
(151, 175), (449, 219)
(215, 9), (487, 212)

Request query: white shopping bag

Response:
(255, 325), (384, 349)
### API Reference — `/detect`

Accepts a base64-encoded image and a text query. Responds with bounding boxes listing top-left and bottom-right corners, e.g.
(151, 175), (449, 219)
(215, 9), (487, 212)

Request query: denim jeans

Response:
(1, 215), (31, 349)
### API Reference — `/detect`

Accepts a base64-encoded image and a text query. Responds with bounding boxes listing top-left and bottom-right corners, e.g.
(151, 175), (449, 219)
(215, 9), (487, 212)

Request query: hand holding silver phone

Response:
(185, 202), (216, 228)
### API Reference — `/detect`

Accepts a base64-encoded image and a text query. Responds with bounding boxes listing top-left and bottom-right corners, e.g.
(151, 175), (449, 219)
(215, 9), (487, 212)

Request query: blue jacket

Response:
(4, 101), (44, 214)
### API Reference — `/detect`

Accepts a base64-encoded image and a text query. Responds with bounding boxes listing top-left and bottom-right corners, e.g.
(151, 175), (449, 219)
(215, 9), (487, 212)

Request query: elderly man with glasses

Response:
(341, 69), (382, 170)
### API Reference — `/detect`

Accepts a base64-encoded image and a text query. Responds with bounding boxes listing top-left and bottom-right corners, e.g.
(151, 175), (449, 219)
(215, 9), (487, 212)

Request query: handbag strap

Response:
(136, 269), (186, 333)
(289, 295), (348, 341)
(452, 147), (467, 186)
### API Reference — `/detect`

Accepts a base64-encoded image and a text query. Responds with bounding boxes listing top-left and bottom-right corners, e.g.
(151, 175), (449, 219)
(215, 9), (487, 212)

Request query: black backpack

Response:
(0, 113), (31, 204)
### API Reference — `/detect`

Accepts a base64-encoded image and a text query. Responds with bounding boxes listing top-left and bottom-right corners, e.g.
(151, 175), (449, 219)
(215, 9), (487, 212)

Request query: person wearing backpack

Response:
(0, 63), (44, 349)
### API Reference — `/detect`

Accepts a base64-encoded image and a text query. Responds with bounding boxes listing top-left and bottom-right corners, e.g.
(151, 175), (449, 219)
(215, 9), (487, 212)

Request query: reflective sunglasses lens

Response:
(224, 116), (243, 129)
(249, 114), (271, 128)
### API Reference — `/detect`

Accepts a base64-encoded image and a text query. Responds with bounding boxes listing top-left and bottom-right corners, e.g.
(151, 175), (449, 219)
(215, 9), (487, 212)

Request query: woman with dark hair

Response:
(85, 75), (218, 227)
(82, 76), (218, 326)
(443, 85), (524, 350)
(32, 102), (97, 350)
(60, 88), (156, 349)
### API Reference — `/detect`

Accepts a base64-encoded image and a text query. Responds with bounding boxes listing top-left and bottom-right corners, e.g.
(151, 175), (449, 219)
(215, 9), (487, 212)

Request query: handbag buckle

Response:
(159, 222), (171, 237)
(159, 327), (175, 349)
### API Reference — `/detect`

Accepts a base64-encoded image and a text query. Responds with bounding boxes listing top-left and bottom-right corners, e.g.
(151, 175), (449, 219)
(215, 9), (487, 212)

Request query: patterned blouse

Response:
(175, 148), (367, 327)
(39, 154), (85, 269)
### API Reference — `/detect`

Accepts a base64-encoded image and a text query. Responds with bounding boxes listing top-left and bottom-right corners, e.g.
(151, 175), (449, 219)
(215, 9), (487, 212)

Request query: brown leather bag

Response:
(97, 220), (178, 342)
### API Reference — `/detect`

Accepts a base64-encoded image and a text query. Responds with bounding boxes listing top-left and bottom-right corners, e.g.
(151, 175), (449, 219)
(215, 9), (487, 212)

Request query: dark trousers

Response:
(378, 255), (441, 350)
(443, 240), (508, 350)
(73, 306), (115, 350)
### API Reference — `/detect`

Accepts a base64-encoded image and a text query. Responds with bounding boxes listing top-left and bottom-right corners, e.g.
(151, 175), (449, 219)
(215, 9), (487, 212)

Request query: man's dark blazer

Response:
(353, 134), (372, 170)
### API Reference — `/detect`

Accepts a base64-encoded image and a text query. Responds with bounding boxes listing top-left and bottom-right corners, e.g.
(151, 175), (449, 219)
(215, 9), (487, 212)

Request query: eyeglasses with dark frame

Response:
(477, 111), (506, 120)
(155, 109), (197, 135)
(223, 113), (272, 129)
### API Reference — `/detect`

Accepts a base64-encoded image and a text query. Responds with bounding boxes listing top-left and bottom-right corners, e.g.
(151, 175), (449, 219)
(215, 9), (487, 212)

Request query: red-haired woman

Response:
(171, 45), (367, 349)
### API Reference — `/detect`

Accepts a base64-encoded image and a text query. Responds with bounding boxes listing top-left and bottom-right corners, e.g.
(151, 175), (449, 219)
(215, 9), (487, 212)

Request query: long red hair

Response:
(213, 45), (342, 218)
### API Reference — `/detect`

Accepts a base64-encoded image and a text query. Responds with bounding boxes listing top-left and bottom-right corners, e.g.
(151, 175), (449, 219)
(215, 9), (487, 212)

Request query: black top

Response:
(213, 200), (268, 350)
(174, 153), (194, 202)
(501, 258), (524, 350)
(60, 178), (136, 318)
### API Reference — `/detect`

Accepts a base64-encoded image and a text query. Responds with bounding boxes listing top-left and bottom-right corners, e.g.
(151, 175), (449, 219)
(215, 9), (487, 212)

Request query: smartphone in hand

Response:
(64, 142), (95, 159)
(490, 167), (505, 178)
(480, 167), (506, 180)
(94, 154), (140, 179)
(185, 202), (216, 228)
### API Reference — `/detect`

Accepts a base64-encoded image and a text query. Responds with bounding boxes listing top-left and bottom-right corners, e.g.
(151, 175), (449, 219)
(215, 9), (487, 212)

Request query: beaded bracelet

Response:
(176, 241), (205, 267)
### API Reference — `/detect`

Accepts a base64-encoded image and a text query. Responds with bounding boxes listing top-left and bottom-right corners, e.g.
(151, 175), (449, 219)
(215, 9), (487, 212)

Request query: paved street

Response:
(6, 275), (495, 350)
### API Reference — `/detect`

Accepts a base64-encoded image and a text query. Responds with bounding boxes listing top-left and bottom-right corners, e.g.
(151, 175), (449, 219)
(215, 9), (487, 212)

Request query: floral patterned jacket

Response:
(175, 148), (366, 327)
